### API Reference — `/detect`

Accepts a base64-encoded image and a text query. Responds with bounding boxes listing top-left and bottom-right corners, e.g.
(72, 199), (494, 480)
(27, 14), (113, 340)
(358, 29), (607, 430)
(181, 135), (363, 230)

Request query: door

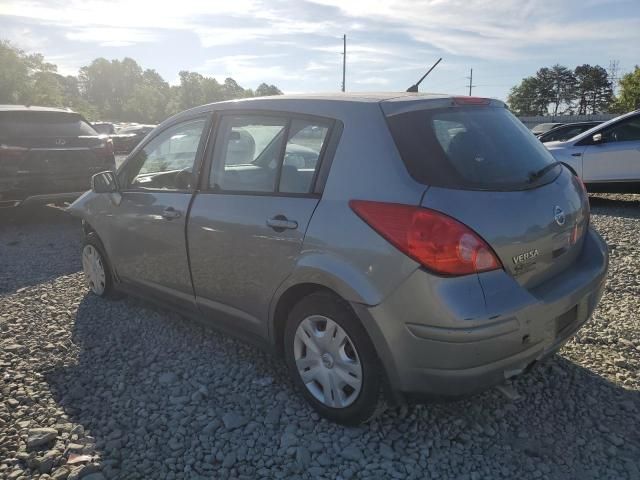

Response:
(105, 115), (210, 309)
(188, 113), (333, 337)
(582, 115), (640, 183)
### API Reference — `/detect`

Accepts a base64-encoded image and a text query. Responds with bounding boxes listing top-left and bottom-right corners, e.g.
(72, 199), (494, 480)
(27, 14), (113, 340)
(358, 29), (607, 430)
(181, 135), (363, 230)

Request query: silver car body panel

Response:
(69, 92), (609, 399)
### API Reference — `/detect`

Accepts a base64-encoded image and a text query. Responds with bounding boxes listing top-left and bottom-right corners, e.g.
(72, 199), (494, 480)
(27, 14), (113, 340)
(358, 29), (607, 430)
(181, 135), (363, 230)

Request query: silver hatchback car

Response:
(69, 93), (609, 424)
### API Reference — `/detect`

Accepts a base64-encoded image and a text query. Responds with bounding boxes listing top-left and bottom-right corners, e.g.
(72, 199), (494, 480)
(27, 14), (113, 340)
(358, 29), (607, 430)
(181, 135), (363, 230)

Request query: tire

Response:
(284, 292), (386, 425)
(82, 232), (114, 297)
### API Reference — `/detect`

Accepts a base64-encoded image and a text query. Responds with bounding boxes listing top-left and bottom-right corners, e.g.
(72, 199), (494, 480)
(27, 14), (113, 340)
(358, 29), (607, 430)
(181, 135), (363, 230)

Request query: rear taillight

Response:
(92, 138), (114, 157)
(0, 144), (28, 158)
(349, 200), (502, 276)
(571, 173), (590, 226)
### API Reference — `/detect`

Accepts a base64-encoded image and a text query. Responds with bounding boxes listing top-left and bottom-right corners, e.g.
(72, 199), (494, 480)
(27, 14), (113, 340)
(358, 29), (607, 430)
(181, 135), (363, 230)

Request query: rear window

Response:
(386, 106), (558, 190)
(0, 111), (97, 138)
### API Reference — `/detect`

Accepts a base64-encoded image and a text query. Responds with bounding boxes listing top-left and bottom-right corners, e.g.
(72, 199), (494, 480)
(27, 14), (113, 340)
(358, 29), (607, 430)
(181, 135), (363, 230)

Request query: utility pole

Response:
(467, 68), (475, 96)
(341, 34), (346, 92)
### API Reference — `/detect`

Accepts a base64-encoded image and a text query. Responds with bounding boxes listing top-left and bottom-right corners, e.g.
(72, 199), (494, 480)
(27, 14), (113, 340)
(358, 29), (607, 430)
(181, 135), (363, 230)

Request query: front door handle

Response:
(161, 207), (182, 220)
(267, 215), (298, 231)
(571, 152), (582, 157)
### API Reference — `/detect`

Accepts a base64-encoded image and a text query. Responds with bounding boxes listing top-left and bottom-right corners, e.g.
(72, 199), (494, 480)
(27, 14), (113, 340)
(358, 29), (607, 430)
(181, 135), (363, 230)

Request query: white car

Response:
(544, 109), (640, 192)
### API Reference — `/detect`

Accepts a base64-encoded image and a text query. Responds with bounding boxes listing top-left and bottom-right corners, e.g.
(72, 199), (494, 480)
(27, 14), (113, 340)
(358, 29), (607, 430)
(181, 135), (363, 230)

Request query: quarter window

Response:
(281, 120), (329, 193)
(119, 118), (206, 191)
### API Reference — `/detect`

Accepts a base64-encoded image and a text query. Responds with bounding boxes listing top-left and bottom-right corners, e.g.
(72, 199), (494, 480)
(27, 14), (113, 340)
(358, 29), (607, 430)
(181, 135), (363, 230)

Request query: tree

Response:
(255, 83), (283, 97)
(574, 64), (613, 114)
(0, 38), (282, 122)
(508, 63), (617, 116)
(538, 65), (577, 116)
(612, 66), (640, 113)
(507, 77), (546, 115)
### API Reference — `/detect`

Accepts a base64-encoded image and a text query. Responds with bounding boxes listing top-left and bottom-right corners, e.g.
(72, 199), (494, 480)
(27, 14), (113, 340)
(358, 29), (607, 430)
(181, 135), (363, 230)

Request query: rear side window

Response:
(0, 111), (97, 138)
(209, 114), (331, 194)
(386, 107), (557, 190)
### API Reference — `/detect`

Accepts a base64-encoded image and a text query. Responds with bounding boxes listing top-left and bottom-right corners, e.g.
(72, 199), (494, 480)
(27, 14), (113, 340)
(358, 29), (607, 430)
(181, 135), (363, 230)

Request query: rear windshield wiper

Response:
(528, 161), (562, 183)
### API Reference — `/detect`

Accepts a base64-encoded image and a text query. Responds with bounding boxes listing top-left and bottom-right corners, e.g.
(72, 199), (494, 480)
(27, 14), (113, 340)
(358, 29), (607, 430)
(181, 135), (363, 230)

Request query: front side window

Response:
(603, 116), (640, 143)
(210, 114), (330, 194)
(119, 118), (206, 191)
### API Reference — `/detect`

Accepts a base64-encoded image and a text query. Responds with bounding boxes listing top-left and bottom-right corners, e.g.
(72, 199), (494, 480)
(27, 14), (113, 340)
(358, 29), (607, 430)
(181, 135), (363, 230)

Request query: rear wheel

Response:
(82, 233), (113, 297)
(284, 292), (386, 425)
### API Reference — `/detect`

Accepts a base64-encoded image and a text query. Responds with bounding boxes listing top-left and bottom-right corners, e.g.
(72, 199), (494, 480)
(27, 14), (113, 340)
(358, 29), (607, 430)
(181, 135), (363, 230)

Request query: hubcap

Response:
(82, 245), (106, 296)
(293, 315), (363, 408)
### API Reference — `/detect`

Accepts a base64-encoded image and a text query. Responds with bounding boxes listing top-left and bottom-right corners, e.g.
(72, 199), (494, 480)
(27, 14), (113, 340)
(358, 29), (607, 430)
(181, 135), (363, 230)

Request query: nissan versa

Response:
(68, 93), (609, 424)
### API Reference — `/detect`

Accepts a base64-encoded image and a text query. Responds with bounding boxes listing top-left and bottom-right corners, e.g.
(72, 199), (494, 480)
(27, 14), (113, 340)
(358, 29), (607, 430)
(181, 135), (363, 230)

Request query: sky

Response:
(0, 0), (638, 101)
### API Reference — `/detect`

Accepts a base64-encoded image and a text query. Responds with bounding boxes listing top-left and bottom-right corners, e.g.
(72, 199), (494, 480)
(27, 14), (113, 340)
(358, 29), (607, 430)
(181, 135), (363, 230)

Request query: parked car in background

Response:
(111, 124), (156, 154)
(532, 122), (564, 137)
(538, 121), (602, 143)
(0, 105), (115, 209)
(545, 110), (640, 192)
(92, 122), (117, 135)
(69, 93), (608, 424)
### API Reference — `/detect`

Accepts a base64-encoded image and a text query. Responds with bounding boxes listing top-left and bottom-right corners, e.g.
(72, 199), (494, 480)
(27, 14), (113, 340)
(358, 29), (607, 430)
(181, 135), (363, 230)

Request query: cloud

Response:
(355, 76), (390, 85)
(65, 27), (159, 47)
(1, 0), (639, 97)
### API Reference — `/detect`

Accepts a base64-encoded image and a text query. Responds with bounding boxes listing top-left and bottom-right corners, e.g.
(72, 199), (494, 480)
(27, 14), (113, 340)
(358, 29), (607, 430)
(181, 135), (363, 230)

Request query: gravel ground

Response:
(1, 195), (639, 480)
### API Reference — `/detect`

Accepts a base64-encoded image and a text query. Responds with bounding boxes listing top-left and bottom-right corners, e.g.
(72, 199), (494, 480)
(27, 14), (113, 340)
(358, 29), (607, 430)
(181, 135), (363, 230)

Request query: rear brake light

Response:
(0, 144), (28, 157)
(92, 138), (114, 156)
(453, 96), (491, 106)
(349, 200), (502, 276)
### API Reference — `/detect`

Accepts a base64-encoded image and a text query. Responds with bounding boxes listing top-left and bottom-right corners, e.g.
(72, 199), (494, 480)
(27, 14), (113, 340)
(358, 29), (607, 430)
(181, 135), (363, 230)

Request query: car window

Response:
(386, 106), (558, 190)
(0, 111), (96, 138)
(281, 120), (330, 193)
(119, 118), (206, 191)
(603, 116), (640, 143)
(542, 126), (585, 142)
(209, 114), (331, 194)
(210, 115), (287, 192)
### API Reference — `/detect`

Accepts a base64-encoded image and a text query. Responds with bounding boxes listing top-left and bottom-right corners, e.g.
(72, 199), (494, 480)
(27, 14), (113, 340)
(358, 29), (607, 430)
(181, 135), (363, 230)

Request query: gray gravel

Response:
(1, 196), (639, 480)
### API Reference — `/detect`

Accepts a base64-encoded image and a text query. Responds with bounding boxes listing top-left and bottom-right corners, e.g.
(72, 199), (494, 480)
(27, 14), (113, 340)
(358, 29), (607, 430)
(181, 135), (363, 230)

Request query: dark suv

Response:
(0, 105), (115, 208)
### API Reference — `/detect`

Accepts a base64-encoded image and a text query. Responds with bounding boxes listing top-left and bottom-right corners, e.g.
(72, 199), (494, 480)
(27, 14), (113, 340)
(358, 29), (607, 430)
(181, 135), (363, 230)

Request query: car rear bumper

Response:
(353, 227), (609, 398)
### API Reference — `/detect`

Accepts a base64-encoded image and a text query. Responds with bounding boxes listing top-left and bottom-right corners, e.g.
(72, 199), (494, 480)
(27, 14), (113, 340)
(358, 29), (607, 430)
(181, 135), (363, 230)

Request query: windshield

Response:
(386, 106), (558, 190)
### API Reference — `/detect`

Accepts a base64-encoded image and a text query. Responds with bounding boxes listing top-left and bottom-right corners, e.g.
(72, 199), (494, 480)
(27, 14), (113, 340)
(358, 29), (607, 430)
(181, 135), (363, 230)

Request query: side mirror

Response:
(592, 133), (603, 144)
(91, 171), (118, 193)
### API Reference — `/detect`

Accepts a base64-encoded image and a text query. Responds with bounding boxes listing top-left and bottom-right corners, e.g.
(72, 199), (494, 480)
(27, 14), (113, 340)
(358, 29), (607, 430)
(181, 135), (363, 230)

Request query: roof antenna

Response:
(406, 58), (442, 93)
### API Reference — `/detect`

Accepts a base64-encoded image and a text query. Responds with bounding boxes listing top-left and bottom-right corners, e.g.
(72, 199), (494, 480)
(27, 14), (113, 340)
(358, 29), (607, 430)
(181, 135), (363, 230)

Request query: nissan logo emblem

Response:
(55, 138), (66, 146)
(554, 206), (566, 226)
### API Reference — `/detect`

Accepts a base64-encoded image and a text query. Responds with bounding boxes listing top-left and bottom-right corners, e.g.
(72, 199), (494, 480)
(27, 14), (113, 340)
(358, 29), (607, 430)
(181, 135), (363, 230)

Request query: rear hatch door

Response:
(384, 99), (589, 288)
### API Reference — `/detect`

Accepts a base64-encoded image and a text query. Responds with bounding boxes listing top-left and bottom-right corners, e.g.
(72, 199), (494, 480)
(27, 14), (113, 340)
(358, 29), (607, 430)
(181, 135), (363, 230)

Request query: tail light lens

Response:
(349, 200), (502, 276)
(92, 138), (114, 158)
(0, 144), (28, 158)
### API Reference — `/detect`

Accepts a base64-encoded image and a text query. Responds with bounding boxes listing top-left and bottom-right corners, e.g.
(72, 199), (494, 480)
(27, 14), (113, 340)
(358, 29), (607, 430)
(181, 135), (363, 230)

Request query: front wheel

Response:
(284, 292), (386, 425)
(82, 233), (113, 297)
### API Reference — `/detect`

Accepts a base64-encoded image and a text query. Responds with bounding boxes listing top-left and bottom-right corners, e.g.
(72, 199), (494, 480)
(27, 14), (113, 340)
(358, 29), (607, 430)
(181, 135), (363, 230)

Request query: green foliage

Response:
(508, 63), (614, 116)
(611, 66), (640, 113)
(0, 40), (282, 123)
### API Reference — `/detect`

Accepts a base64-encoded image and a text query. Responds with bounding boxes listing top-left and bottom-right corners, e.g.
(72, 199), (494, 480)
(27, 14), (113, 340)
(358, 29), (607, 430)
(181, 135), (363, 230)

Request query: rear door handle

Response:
(267, 215), (298, 231)
(161, 207), (182, 220)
